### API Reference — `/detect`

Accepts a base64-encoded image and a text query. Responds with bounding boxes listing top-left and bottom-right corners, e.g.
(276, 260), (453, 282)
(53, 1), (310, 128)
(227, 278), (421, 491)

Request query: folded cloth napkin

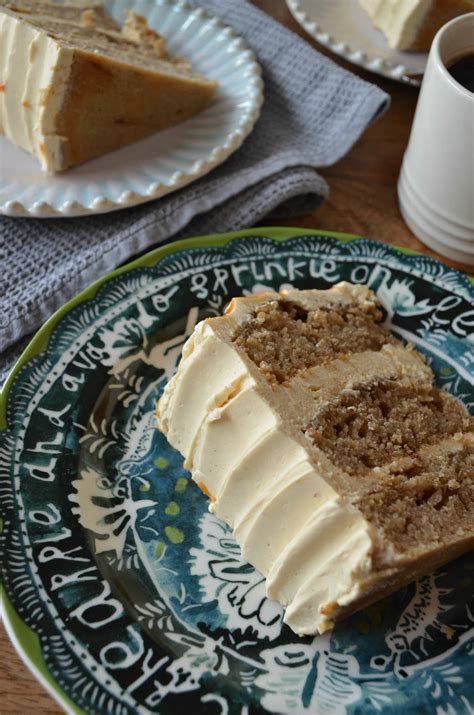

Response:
(0, 0), (389, 382)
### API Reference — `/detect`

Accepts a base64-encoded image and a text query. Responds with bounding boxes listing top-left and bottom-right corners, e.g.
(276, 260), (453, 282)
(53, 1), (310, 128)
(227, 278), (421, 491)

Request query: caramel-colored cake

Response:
(0, 0), (218, 171)
(359, 0), (474, 51)
(157, 284), (474, 636)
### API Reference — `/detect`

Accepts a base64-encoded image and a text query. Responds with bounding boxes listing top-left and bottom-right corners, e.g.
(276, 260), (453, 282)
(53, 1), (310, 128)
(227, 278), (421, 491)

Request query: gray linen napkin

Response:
(0, 0), (389, 382)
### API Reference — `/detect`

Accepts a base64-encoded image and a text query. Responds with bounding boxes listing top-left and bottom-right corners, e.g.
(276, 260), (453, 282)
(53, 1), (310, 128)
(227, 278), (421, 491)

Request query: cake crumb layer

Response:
(233, 297), (395, 383)
(359, 436), (474, 562)
(305, 378), (472, 475)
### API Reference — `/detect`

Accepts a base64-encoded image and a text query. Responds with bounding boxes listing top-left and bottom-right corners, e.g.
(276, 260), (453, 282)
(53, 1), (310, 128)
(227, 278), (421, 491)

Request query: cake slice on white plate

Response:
(358, 0), (474, 50)
(157, 284), (474, 636)
(0, 0), (218, 171)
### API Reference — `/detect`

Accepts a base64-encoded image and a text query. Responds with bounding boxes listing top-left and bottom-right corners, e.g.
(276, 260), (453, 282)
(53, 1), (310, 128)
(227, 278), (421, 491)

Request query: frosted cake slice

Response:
(0, 0), (217, 171)
(157, 283), (474, 636)
(358, 0), (474, 51)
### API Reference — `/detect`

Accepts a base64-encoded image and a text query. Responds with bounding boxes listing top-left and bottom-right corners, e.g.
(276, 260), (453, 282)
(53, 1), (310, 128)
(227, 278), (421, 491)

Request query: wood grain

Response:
(1, 3), (472, 714)
(0, 628), (62, 714)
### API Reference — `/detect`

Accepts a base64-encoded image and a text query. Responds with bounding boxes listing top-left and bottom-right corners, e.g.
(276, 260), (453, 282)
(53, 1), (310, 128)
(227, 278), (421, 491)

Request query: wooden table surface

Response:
(1, 2), (472, 714)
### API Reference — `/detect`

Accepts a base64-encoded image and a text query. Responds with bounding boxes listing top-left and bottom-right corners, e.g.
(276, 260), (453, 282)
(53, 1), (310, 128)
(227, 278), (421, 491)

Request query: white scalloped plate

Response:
(0, 0), (263, 218)
(286, 0), (427, 86)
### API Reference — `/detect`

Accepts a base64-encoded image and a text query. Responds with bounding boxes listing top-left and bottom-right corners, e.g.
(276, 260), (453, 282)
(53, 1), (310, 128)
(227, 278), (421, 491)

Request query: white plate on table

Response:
(286, 0), (427, 85)
(0, 0), (263, 218)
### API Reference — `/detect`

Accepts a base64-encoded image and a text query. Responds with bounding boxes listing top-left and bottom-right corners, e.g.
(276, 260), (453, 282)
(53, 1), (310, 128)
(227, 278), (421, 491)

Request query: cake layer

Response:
(157, 283), (474, 635)
(305, 377), (471, 476)
(232, 290), (395, 383)
(359, 433), (474, 562)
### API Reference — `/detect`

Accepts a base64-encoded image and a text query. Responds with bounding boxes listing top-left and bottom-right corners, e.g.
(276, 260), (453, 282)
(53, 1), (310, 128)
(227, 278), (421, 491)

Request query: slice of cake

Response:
(0, 1), (218, 171)
(157, 284), (474, 636)
(359, 0), (474, 51)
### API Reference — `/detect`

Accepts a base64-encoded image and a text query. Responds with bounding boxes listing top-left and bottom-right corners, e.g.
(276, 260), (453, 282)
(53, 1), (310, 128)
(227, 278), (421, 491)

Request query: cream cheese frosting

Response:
(0, 6), (72, 171)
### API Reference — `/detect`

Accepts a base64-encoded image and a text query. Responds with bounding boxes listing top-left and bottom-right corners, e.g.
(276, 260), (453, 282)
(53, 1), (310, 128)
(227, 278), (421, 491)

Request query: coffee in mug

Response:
(447, 53), (474, 92)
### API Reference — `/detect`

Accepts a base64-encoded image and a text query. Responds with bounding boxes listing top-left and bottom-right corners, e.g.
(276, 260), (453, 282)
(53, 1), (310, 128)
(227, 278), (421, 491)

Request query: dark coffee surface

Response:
(447, 53), (474, 93)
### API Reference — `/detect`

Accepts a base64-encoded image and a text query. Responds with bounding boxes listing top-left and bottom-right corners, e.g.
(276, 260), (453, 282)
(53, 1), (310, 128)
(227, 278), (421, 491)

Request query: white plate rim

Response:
(286, 0), (425, 86)
(0, 0), (264, 219)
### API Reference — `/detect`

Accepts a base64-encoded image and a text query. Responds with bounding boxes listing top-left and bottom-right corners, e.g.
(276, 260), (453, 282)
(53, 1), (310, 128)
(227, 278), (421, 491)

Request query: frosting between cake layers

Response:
(158, 316), (376, 635)
(0, 8), (72, 170)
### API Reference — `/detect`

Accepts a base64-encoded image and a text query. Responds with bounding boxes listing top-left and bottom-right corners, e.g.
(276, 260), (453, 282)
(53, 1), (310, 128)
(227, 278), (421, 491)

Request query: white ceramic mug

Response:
(398, 13), (474, 265)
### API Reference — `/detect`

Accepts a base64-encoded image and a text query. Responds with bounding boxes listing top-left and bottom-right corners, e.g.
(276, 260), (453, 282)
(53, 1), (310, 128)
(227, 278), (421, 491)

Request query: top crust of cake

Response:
(0, 1), (216, 79)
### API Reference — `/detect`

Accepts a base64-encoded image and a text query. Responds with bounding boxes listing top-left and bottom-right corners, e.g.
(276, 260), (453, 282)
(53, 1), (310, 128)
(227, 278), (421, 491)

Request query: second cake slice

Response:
(0, 1), (218, 171)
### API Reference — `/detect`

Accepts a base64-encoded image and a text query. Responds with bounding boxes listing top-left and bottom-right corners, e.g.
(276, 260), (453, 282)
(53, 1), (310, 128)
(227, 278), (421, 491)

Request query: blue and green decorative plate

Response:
(1, 228), (473, 715)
